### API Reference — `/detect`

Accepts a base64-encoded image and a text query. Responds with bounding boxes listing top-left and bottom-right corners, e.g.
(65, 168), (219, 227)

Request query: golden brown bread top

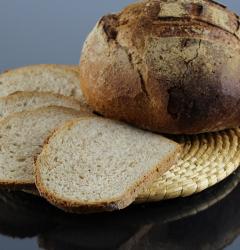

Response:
(101, 0), (240, 45)
(118, 0), (240, 38)
(80, 0), (240, 134)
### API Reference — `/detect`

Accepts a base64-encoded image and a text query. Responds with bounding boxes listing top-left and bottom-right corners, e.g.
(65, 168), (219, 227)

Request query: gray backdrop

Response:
(0, 1), (240, 250)
(0, 0), (239, 71)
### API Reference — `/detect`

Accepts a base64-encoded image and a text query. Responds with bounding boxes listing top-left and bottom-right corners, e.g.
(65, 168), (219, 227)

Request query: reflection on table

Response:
(0, 169), (239, 250)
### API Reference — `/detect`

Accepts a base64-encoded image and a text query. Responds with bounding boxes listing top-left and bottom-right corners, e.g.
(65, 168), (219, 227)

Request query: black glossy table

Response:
(0, 1), (240, 249)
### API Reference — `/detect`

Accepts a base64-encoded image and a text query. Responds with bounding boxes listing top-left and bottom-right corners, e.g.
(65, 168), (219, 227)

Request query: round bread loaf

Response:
(80, 0), (240, 134)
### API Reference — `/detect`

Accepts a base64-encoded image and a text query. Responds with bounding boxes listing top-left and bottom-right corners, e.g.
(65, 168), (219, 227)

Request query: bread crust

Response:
(35, 117), (181, 214)
(0, 91), (91, 114)
(0, 64), (88, 108)
(80, 0), (240, 134)
(1, 64), (80, 80)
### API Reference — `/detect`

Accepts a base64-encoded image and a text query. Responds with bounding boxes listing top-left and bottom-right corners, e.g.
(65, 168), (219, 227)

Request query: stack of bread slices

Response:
(0, 64), (181, 213)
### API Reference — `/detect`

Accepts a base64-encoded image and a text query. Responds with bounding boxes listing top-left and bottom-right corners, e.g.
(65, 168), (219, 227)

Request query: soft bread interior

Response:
(0, 106), (84, 187)
(36, 117), (180, 212)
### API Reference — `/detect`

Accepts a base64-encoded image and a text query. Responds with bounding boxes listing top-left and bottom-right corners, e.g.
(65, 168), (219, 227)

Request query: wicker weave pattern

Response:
(138, 128), (240, 202)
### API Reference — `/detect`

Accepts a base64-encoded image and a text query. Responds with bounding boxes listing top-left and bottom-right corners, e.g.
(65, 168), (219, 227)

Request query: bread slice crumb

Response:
(36, 117), (181, 213)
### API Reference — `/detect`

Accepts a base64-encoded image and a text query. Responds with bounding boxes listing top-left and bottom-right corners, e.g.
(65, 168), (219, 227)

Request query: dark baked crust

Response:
(80, 0), (240, 134)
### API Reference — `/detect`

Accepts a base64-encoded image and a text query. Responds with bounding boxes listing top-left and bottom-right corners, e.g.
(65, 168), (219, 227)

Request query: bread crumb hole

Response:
(70, 89), (76, 96)
(17, 158), (26, 162)
(0, 81), (2, 85)
(6, 125), (11, 129)
(23, 102), (27, 107)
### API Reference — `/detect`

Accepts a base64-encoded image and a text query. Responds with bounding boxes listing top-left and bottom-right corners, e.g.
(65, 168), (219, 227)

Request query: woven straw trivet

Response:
(162, 169), (240, 223)
(138, 128), (240, 202)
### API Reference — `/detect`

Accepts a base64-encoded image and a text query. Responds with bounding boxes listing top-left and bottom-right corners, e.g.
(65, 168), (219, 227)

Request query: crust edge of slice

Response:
(35, 117), (181, 214)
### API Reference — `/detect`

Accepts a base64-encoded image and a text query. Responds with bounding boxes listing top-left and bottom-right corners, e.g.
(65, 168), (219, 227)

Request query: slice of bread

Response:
(0, 106), (87, 189)
(0, 64), (87, 107)
(0, 91), (89, 119)
(36, 117), (180, 213)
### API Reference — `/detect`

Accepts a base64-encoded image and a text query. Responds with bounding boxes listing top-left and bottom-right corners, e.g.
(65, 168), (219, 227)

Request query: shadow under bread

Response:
(0, 190), (57, 238)
(37, 169), (240, 250)
(134, 178), (240, 250)
(0, 169), (238, 247)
